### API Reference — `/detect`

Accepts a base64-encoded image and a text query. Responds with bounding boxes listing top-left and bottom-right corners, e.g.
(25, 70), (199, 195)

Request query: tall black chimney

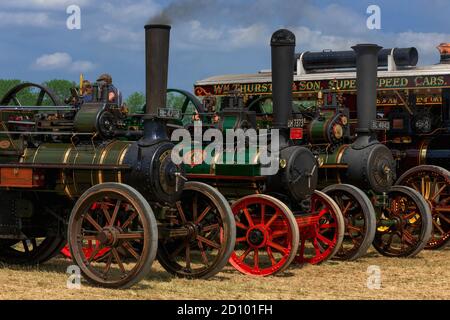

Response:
(271, 29), (296, 130)
(143, 24), (171, 142)
(352, 44), (382, 136)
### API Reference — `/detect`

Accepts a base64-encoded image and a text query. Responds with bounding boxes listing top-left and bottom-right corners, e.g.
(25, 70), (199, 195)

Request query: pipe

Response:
(296, 47), (417, 71)
(352, 44), (382, 135)
(271, 29), (296, 130)
(143, 24), (171, 141)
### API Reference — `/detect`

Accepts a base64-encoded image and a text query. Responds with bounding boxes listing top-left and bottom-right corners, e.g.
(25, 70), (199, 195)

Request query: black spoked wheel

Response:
(373, 186), (432, 257)
(0, 82), (61, 106)
(0, 237), (66, 265)
(396, 165), (450, 249)
(157, 181), (236, 279)
(323, 184), (376, 260)
(68, 183), (158, 289)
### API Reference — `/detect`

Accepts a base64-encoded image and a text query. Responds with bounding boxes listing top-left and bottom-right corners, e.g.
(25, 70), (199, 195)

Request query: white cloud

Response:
(33, 52), (95, 72)
(0, 12), (53, 27)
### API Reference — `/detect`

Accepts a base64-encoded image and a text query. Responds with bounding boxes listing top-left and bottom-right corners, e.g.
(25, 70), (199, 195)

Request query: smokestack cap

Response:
(351, 43), (382, 54)
(145, 24), (171, 30)
(271, 29), (296, 47)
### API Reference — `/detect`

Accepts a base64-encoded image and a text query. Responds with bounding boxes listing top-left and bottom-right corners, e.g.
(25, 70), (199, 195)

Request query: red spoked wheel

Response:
(62, 202), (113, 260)
(295, 190), (345, 265)
(61, 241), (110, 261)
(229, 194), (299, 276)
(396, 165), (450, 250)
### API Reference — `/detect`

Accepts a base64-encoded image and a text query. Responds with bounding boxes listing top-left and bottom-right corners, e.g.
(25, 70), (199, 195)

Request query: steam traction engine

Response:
(173, 29), (346, 276)
(0, 24), (236, 288)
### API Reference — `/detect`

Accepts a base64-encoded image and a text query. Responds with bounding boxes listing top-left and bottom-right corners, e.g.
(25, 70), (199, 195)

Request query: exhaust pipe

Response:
(143, 24), (171, 142)
(271, 29), (296, 131)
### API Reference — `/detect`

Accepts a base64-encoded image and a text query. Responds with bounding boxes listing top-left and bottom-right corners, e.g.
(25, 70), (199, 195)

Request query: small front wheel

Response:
(157, 182), (236, 279)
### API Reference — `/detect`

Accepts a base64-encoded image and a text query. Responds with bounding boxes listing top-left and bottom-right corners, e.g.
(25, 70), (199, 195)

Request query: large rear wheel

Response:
(68, 182), (158, 289)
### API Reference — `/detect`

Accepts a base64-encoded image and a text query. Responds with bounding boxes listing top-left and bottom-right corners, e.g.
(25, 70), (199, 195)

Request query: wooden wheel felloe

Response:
(229, 194), (299, 276)
(396, 165), (450, 249)
(373, 186), (432, 257)
(0, 237), (65, 265)
(295, 191), (345, 265)
(157, 181), (236, 279)
(322, 184), (376, 260)
(68, 183), (158, 289)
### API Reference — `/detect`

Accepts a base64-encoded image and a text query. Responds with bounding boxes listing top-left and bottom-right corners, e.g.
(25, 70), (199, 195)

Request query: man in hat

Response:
(97, 73), (122, 105)
(81, 80), (94, 103)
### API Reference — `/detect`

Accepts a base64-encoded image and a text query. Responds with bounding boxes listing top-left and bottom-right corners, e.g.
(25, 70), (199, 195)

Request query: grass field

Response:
(0, 247), (449, 300)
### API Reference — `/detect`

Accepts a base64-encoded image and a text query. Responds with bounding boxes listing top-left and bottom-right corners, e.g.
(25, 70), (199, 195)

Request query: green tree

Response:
(126, 92), (145, 113)
(43, 79), (76, 104)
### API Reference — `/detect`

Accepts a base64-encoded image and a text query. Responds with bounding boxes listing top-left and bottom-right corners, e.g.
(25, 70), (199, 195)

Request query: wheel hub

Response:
(247, 227), (267, 248)
(97, 227), (120, 246)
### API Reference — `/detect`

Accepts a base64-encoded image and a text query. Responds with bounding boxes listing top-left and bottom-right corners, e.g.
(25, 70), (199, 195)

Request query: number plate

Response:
(288, 118), (305, 128)
(371, 120), (390, 130)
(158, 108), (181, 119)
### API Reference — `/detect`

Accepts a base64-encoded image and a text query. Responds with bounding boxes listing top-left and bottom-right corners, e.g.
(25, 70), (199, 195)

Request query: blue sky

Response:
(0, 0), (450, 98)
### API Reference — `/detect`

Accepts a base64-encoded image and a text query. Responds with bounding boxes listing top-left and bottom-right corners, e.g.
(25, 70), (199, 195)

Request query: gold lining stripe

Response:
(117, 143), (130, 183)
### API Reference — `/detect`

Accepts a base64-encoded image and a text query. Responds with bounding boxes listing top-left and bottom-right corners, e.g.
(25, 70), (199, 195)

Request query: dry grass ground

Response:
(0, 247), (449, 300)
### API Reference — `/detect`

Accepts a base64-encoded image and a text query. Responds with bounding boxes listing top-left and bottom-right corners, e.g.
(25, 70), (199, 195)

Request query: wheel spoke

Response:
(84, 213), (103, 232)
(121, 212), (138, 229)
(196, 205), (212, 224)
(109, 199), (122, 227)
(236, 237), (247, 243)
(267, 241), (288, 254)
(253, 249), (259, 270)
(122, 241), (140, 260)
(240, 247), (252, 261)
(101, 205), (112, 225)
(197, 235), (221, 249)
(176, 201), (187, 224)
(103, 254), (113, 277)
(266, 247), (277, 266)
(193, 194), (198, 222)
(431, 184), (447, 202)
(202, 224), (219, 233)
(197, 240), (209, 266)
(317, 233), (334, 246)
(265, 211), (279, 228)
(111, 248), (126, 273)
(235, 221), (248, 230)
(36, 89), (45, 106)
(432, 219), (445, 235)
(243, 208), (254, 227)
(271, 230), (288, 238)
(116, 232), (144, 240)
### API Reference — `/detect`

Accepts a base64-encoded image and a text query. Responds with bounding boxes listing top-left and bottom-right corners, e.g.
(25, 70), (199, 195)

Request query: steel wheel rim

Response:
(230, 195), (297, 276)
